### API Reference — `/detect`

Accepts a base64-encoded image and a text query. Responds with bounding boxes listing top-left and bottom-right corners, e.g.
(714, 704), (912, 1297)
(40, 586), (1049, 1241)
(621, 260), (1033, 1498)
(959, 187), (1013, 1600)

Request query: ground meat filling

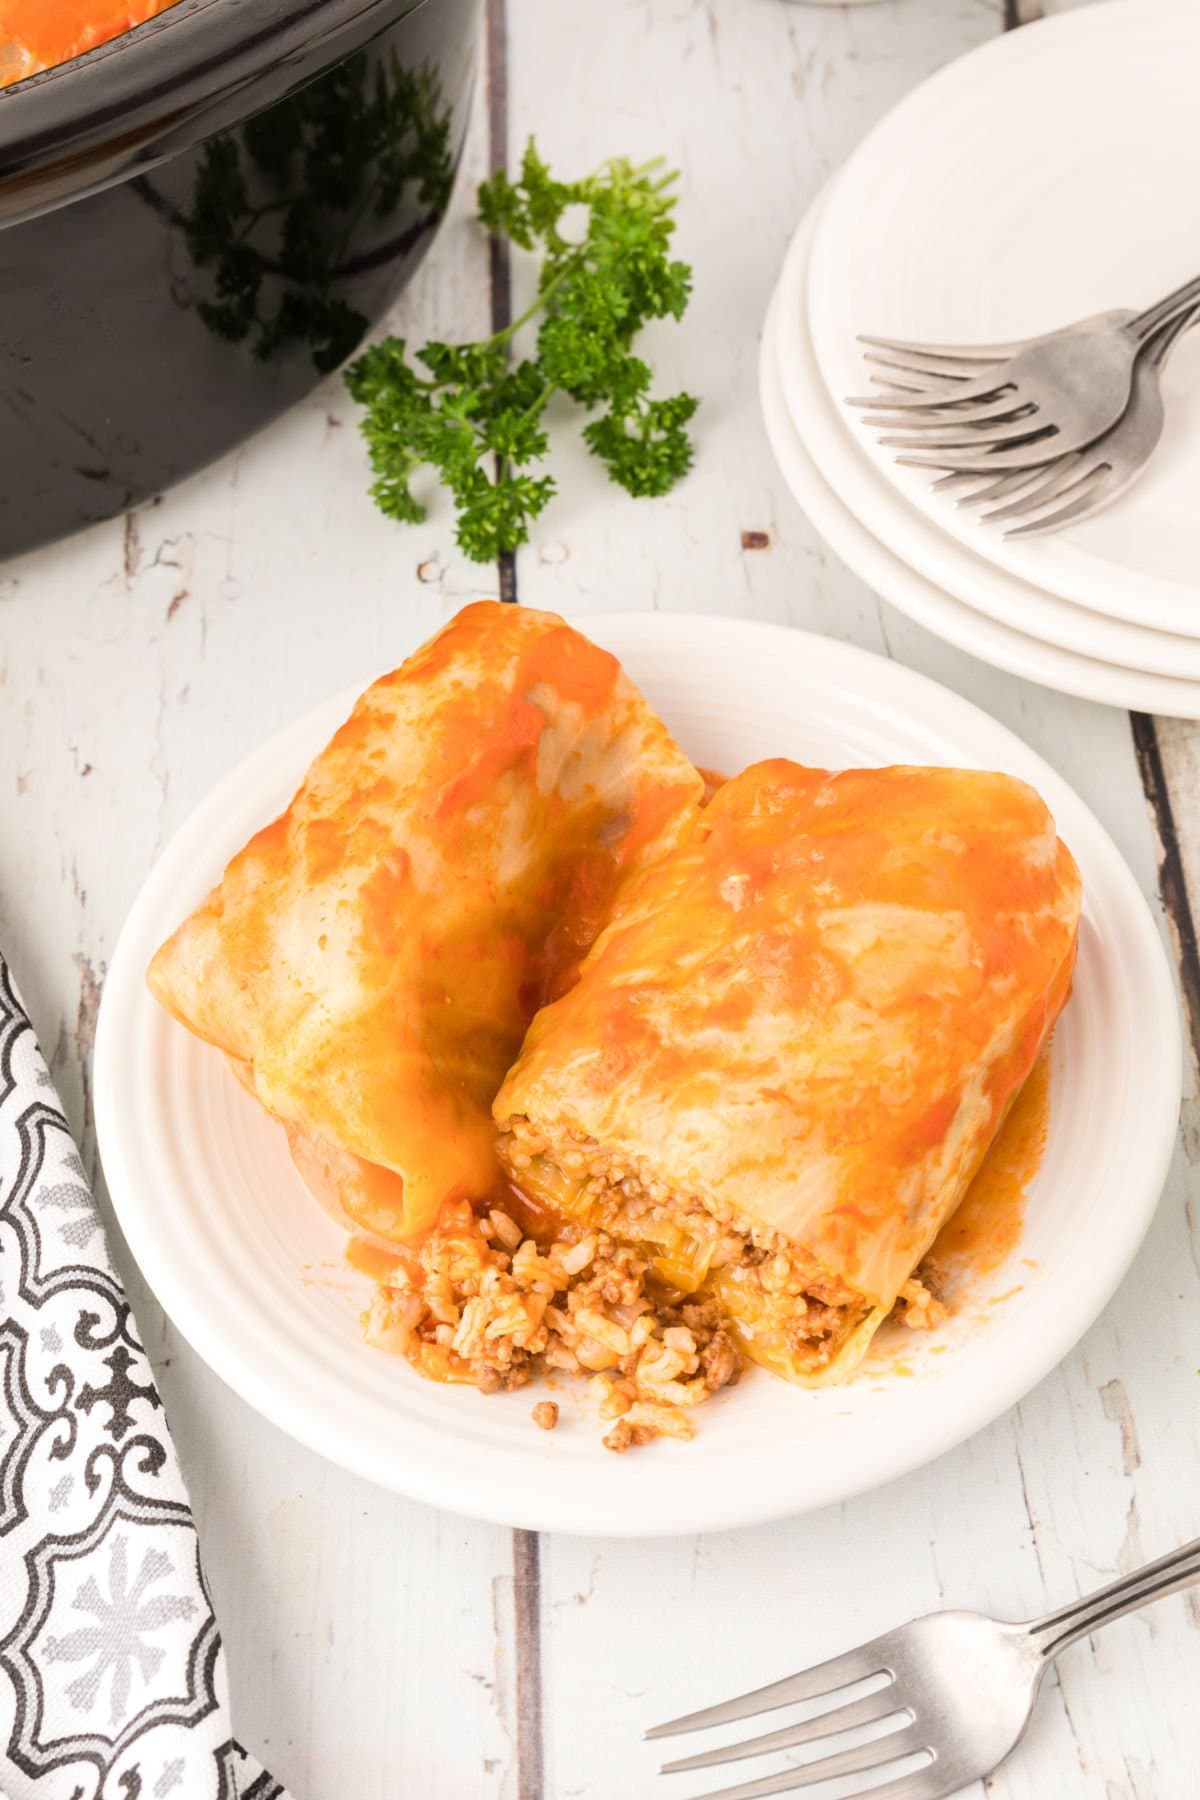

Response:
(363, 1199), (742, 1450)
(363, 1120), (946, 1448)
(498, 1116), (874, 1375)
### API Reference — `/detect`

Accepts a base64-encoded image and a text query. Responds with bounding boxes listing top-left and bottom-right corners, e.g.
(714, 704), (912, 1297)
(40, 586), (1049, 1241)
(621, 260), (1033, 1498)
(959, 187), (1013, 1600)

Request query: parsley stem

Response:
(482, 258), (578, 350)
(617, 156), (668, 181)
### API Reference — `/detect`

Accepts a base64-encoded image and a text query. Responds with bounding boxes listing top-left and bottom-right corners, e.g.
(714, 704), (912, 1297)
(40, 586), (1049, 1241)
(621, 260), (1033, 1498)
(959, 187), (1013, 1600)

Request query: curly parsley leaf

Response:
(346, 139), (698, 563)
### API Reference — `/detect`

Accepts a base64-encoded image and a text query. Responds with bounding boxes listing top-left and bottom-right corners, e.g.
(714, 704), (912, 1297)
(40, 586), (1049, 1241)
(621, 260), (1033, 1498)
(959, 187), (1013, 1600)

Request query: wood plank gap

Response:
(1131, 713), (1200, 1066)
(1002, 2), (1198, 1059)
(1062, 0), (1200, 1074)
(485, 0), (518, 604)
(512, 1528), (546, 1800)
(486, 0), (543, 1783)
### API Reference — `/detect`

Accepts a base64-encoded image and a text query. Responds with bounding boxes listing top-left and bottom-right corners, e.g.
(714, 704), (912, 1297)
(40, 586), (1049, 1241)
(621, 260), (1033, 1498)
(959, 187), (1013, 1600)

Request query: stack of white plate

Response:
(762, 0), (1200, 716)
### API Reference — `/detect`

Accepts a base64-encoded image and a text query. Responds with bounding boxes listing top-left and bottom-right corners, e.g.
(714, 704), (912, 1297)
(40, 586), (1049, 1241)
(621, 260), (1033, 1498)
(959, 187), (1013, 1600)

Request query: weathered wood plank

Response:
(0, 40), (520, 1800)
(483, 0), (548, 1787)
(1134, 715), (1200, 1067)
(499, 2), (1200, 1797)
(3, 0), (1197, 1795)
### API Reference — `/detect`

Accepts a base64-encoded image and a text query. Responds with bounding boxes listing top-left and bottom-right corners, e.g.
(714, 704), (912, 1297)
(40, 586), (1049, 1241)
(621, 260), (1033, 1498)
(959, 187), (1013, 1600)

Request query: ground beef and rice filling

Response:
(363, 1117), (945, 1449)
(364, 1198), (743, 1451)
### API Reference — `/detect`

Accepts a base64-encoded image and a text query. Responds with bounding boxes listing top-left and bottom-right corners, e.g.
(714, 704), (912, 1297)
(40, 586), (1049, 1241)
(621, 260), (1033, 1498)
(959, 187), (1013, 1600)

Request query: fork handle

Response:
(1029, 1535), (1200, 1659)
(1148, 301), (1200, 365)
(1134, 273), (1200, 339)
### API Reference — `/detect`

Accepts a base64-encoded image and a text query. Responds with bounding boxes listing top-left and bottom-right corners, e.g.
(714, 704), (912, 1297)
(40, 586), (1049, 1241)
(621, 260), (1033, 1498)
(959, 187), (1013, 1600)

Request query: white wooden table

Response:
(5, 1), (1199, 1795)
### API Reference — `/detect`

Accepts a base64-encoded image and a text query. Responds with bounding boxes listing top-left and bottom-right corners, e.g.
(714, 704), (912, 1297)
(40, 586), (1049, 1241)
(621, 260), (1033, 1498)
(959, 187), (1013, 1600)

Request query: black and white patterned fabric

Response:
(0, 956), (293, 1800)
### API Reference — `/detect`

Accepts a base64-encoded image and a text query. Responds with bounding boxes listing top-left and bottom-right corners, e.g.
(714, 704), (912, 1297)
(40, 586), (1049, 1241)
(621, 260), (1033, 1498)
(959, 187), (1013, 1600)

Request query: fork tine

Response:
(660, 1685), (908, 1774)
(851, 371), (1012, 411)
(977, 453), (1089, 523)
(946, 465), (1044, 508)
(878, 416), (1055, 452)
(847, 381), (965, 404)
(1004, 467), (1116, 537)
(861, 346), (1001, 376)
(860, 330), (1018, 360)
(931, 467), (1003, 494)
(866, 366), (961, 385)
(860, 351), (1001, 384)
(895, 436), (1068, 473)
(678, 1723), (930, 1800)
(855, 396), (1036, 431)
(858, 348), (1010, 380)
(645, 1640), (892, 1741)
(851, 368), (985, 401)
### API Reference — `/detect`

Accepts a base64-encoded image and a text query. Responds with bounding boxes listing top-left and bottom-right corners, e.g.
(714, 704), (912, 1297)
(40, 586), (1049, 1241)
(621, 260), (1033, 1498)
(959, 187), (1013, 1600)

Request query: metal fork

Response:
(647, 1532), (1200, 1800)
(925, 300), (1200, 537)
(846, 273), (1200, 473)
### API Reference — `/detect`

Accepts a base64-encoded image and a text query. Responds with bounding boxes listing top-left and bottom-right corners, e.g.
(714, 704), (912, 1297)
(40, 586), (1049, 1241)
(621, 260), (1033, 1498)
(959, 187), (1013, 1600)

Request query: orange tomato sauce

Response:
(345, 1236), (405, 1286)
(0, 1), (179, 86)
(928, 1047), (1052, 1293)
(344, 1177), (561, 1289)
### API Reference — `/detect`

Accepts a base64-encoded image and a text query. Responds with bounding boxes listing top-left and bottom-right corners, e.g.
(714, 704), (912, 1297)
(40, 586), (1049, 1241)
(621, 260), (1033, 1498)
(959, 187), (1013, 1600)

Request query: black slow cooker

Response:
(0, 0), (481, 561)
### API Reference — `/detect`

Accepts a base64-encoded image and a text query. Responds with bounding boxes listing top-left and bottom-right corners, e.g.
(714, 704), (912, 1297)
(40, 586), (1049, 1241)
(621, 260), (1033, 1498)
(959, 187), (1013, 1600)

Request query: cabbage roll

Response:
(148, 601), (704, 1242)
(495, 760), (1082, 1384)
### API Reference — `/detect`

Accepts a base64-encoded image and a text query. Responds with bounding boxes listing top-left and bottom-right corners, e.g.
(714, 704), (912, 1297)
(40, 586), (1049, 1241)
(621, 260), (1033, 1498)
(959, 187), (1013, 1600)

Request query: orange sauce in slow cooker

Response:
(0, 0), (180, 87)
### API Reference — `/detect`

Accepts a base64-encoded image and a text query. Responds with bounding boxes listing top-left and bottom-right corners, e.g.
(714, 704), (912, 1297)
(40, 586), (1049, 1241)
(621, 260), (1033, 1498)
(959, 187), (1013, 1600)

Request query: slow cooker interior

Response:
(0, 1), (419, 232)
(0, 0), (217, 91)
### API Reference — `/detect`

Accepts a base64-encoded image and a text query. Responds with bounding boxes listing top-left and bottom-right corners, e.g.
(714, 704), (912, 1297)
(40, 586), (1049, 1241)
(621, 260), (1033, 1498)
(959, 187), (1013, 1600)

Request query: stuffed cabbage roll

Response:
(148, 601), (704, 1243)
(494, 760), (1082, 1386)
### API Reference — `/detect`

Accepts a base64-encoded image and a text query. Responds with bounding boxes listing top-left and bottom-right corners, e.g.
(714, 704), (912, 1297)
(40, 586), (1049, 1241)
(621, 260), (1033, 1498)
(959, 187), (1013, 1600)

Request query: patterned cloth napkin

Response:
(0, 956), (293, 1800)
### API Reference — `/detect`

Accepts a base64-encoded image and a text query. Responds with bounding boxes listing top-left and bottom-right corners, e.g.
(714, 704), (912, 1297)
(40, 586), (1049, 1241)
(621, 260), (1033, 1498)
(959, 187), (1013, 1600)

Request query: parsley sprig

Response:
(345, 140), (698, 563)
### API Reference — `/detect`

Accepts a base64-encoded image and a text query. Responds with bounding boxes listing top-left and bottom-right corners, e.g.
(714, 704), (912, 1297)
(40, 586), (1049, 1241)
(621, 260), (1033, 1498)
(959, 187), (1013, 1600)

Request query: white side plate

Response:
(778, 199), (1200, 688)
(806, 0), (1200, 635)
(766, 226), (1200, 714)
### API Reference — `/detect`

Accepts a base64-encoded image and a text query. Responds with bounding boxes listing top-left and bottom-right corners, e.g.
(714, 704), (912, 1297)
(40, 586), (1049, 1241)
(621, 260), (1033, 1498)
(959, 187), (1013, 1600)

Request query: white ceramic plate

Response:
(767, 247), (1200, 713)
(95, 614), (1182, 1536)
(779, 204), (1200, 688)
(807, 0), (1200, 637)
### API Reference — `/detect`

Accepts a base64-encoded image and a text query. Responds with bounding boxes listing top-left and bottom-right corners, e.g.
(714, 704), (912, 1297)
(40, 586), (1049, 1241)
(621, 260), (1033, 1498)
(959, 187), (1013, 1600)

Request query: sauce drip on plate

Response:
(928, 1047), (1052, 1292)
